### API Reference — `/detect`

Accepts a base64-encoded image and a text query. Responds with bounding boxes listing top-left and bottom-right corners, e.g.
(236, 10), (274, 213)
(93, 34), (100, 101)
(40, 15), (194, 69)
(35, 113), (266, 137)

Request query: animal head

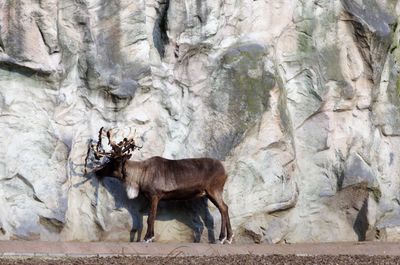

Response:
(85, 127), (141, 180)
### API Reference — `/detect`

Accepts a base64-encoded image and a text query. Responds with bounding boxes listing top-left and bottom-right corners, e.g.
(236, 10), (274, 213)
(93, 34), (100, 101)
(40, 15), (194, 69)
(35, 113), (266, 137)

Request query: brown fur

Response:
(93, 156), (233, 243)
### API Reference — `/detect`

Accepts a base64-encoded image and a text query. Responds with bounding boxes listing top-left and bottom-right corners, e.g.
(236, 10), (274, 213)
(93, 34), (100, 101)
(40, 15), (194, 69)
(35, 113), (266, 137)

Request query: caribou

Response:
(85, 127), (233, 244)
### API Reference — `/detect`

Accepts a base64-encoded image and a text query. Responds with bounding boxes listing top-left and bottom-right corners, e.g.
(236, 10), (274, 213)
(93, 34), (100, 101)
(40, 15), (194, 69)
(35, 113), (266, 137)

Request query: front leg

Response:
(144, 195), (159, 243)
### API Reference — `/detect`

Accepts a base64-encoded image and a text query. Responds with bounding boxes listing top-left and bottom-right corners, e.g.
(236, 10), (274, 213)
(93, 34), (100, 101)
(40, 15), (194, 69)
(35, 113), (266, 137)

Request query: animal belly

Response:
(126, 186), (139, 199)
(162, 189), (206, 200)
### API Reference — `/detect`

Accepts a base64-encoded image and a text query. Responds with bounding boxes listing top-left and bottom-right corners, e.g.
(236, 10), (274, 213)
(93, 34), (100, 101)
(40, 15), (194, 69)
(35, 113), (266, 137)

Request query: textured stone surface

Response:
(1, 0), (400, 243)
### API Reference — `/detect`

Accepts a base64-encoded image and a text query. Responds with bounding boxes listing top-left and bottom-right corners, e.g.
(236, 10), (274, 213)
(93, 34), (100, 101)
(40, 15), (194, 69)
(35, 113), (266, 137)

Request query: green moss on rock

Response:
(209, 44), (276, 157)
(221, 44), (274, 126)
(396, 77), (400, 96)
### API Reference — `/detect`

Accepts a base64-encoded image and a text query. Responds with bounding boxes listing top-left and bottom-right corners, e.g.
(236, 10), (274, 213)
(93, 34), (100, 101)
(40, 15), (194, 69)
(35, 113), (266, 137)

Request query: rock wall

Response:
(1, 0), (400, 243)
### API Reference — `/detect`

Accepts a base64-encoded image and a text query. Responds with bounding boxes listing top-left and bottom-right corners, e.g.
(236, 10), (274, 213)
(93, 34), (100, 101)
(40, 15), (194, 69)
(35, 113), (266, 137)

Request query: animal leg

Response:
(206, 191), (227, 243)
(144, 195), (159, 243)
(144, 236), (155, 243)
(226, 233), (234, 244)
(226, 206), (233, 243)
(219, 200), (233, 244)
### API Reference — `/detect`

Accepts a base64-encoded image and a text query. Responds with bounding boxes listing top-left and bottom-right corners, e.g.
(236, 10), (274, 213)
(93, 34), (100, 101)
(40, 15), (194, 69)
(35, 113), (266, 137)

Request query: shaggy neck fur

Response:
(123, 160), (144, 199)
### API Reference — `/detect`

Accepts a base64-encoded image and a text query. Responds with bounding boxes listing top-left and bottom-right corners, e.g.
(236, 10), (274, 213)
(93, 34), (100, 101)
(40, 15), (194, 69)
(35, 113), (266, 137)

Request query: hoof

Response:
(143, 236), (155, 243)
(218, 237), (226, 244)
(226, 234), (234, 244)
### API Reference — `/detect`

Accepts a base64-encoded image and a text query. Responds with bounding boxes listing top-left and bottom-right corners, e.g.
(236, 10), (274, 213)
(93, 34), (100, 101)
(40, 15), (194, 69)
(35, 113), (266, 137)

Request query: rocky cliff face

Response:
(1, 0), (400, 243)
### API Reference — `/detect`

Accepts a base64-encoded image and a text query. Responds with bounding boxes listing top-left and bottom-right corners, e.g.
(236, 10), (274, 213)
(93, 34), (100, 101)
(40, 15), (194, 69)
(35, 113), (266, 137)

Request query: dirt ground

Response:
(1, 241), (400, 264)
(1, 255), (400, 265)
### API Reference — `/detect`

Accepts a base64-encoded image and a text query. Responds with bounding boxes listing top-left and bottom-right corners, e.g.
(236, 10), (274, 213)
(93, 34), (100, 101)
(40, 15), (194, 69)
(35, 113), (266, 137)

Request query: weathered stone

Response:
(339, 153), (377, 189)
(1, 0), (400, 244)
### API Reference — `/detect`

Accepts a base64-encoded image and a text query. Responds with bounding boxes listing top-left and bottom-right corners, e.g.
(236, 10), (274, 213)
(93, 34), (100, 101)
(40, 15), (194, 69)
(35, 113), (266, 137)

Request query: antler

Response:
(92, 127), (114, 159)
(91, 127), (142, 161)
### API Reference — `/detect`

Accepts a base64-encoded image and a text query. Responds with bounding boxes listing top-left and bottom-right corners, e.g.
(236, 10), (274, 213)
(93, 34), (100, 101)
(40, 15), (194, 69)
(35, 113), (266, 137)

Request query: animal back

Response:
(145, 157), (226, 193)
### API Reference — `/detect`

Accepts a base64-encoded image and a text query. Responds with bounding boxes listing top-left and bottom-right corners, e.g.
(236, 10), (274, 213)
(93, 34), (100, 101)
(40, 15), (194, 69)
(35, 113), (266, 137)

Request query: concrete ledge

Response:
(0, 241), (400, 257)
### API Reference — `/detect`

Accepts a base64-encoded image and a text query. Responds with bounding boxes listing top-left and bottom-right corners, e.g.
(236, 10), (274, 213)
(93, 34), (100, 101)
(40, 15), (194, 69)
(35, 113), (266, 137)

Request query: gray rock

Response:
(1, 0), (400, 243)
(339, 153), (377, 189)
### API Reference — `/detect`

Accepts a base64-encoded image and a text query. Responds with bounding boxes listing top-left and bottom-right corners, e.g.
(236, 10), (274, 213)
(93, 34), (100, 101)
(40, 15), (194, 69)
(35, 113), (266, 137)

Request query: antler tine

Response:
(92, 127), (108, 159)
(107, 128), (120, 147)
(106, 129), (113, 146)
(96, 127), (104, 153)
(91, 127), (118, 159)
(106, 128), (125, 157)
(121, 139), (133, 154)
(121, 138), (142, 154)
(92, 127), (141, 160)
(130, 129), (142, 151)
(113, 127), (135, 156)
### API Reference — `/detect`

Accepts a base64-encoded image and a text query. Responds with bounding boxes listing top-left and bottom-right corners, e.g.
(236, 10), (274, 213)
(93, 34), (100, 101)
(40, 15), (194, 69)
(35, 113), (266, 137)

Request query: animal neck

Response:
(123, 160), (144, 187)
(123, 160), (144, 199)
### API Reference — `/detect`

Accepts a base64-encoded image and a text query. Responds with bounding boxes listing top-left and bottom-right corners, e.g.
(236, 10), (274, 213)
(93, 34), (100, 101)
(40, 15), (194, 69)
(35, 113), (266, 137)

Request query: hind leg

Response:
(225, 210), (233, 244)
(206, 190), (228, 243)
(219, 199), (233, 244)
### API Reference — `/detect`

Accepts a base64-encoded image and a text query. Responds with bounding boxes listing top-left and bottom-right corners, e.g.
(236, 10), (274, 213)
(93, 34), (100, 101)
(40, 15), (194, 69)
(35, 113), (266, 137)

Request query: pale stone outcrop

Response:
(1, 0), (400, 243)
